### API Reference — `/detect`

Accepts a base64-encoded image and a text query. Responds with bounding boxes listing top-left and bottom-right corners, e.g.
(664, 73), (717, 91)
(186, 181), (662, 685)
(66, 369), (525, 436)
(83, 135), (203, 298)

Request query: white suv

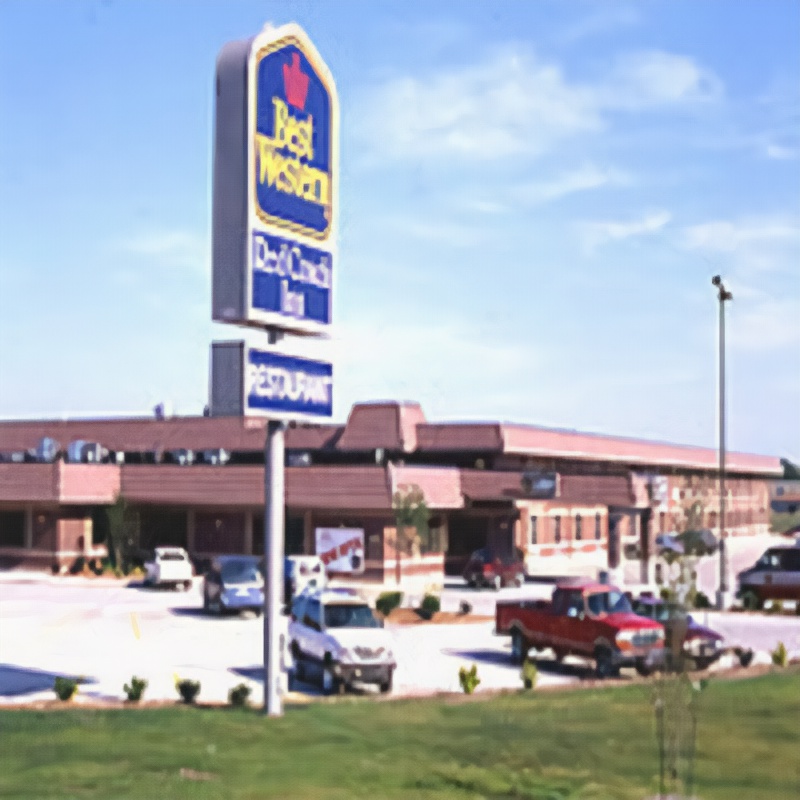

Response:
(288, 588), (396, 695)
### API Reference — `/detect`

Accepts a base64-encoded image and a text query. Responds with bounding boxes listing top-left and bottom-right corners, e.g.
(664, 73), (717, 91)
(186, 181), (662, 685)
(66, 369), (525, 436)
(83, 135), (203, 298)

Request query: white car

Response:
(288, 588), (396, 695)
(144, 547), (194, 590)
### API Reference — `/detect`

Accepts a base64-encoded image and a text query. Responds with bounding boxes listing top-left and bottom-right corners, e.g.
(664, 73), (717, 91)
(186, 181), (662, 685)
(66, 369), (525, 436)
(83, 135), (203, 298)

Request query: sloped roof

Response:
(336, 402), (426, 452)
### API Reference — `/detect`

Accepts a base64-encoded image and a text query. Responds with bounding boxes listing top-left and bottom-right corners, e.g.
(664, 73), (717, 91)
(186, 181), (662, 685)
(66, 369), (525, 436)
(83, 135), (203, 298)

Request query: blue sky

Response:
(1, 0), (798, 462)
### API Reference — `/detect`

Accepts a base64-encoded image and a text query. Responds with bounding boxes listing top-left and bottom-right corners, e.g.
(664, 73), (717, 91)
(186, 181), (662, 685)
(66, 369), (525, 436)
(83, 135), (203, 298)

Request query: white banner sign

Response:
(315, 527), (364, 574)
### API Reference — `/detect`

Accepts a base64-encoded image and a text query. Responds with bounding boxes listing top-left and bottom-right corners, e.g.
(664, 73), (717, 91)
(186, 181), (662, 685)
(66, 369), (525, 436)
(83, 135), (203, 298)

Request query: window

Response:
(530, 515), (538, 546)
(595, 513), (602, 541)
(554, 515), (562, 544)
(784, 550), (800, 571)
(575, 514), (582, 541)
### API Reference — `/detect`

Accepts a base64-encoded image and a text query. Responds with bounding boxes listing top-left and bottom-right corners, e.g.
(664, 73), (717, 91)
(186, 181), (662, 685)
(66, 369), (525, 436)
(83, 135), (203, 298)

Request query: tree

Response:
(105, 495), (129, 570)
(392, 484), (430, 556)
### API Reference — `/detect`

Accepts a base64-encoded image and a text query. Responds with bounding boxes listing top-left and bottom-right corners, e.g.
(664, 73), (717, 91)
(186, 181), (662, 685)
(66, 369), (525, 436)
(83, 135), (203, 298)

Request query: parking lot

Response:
(1, 558), (799, 707)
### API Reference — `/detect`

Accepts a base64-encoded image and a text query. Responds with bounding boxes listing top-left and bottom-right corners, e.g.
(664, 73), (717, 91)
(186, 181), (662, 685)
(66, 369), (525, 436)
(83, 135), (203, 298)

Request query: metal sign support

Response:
(263, 417), (286, 716)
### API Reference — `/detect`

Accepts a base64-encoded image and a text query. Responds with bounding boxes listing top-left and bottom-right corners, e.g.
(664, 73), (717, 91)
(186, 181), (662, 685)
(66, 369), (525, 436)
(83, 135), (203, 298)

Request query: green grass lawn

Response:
(1, 670), (799, 800)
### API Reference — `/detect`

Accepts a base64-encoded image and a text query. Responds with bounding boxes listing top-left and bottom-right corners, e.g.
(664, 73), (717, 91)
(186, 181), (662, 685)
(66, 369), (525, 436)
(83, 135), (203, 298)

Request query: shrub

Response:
(53, 677), (78, 701)
(766, 600), (784, 615)
(693, 591), (712, 609)
(458, 600), (472, 616)
(771, 641), (788, 668)
(176, 678), (201, 704)
(659, 587), (672, 601)
(123, 676), (148, 702)
(229, 683), (252, 708)
(521, 658), (538, 690)
(375, 592), (403, 617)
(417, 593), (441, 620)
(458, 664), (481, 695)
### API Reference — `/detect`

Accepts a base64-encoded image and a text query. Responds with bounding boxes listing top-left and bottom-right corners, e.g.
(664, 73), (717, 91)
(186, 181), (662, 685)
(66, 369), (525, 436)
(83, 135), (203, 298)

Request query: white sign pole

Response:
(263, 417), (286, 716)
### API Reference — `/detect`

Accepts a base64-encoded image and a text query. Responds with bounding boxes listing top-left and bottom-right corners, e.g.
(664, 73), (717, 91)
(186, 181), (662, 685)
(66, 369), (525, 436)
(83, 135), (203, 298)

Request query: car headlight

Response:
(615, 630), (636, 649)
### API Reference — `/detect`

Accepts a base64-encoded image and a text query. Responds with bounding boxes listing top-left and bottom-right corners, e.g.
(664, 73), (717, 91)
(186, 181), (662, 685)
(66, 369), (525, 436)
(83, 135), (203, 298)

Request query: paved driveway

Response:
(1, 565), (798, 707)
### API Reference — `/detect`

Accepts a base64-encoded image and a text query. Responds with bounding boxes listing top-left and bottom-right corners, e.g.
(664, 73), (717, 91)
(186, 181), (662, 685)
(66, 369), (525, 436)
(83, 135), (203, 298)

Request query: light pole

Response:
(712, 275), (733, 610)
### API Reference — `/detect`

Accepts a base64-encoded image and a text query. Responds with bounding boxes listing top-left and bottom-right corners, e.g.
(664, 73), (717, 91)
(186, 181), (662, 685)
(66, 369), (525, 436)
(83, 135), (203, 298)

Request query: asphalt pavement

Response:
(1, 535), (798, 707)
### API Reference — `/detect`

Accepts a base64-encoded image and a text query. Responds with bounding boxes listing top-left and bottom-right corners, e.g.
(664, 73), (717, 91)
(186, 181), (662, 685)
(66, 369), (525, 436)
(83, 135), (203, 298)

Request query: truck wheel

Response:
(466, 573), (478, 589)
(511, 630), (528, 665)
(182, 580), (192, 591)
(379, 672), (393, 694)
(741, 590), (762, 611)
(594, 647), (618, 679)
(635, 659), (653, 677)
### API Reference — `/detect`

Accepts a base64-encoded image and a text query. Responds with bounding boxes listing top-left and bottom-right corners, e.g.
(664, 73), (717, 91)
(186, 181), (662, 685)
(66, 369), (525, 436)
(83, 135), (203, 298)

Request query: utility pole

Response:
(712, 275), (733, 610)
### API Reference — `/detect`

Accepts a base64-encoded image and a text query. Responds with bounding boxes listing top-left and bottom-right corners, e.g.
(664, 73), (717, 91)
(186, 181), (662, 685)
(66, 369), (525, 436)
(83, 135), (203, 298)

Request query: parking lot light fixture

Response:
(712, 276), (733, 610)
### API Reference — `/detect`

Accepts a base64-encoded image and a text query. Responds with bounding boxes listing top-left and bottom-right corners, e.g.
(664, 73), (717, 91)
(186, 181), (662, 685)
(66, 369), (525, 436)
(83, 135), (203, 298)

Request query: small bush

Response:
(771, 641), (788, 668)
(659, 587), (672, 601)
(229, 683), (252, 708)
(53, 677), (78, 701)
(417, 593), (441, 620)
(458, 600), (472, 615)
(375, 592), (403, 617)
(693, 591), (712, 609)
(521, 658), (538, 690)
(176, 678), (201, 704)
(767, 600), (784, 615)
(123, 676), (147, 702)
(458, 664), (481, 695)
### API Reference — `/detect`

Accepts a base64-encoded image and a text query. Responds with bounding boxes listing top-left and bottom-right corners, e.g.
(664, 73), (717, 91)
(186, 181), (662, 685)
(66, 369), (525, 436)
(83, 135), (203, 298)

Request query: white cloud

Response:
(729, 297), (800, 352)
(684, 218), (800, 254)
(119, 230), (209, 272)
(557, 6), (640, 44)
(604, 51), (723, 108)
(580, 210), (672, 251)
(357, 49), (602, 161)
(357, 47), (722, 162)
(378, 214), (486, 246)
(514, 163), (631, 204)
(318, 317), (545, 418)
(764, 143), (798, 160)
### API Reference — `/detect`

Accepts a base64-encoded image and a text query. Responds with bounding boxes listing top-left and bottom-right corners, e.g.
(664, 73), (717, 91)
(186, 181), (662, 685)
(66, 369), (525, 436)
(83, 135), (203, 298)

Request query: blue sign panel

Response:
(253, 40), (333, 241)
(246, 348), (333, 418)
(251, 231), (332, 324)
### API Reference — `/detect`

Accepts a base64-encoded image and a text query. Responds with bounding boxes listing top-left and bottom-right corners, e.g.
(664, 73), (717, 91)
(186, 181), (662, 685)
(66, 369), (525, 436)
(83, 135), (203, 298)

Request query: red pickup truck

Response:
(496, 580), (665, 678)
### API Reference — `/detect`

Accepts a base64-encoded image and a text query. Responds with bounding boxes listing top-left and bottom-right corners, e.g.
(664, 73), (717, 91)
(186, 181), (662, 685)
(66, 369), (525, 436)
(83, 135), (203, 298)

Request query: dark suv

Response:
(463, 548), (525, 590)
(737, 545), (800, 610)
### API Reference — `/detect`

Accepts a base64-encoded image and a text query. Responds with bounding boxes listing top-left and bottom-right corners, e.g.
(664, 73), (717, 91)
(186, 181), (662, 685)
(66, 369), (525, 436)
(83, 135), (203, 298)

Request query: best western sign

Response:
(212, 24), (338, 336)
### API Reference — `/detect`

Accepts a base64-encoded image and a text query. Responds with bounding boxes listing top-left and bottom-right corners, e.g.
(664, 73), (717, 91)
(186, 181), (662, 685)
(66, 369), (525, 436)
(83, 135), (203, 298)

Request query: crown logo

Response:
(283, 52), (309, 111)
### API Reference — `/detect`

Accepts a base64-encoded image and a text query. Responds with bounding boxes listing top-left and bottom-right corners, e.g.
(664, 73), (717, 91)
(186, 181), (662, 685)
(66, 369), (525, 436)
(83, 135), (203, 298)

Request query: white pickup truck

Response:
(288, 588), (396, 694)
(144, 547), (194, 590)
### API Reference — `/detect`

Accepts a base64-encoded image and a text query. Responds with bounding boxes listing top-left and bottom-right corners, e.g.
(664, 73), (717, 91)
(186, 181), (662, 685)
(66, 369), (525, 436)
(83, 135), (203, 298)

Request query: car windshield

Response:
(324, 603), (379, 629)
(587, 590), (633, 616)
(220, 560), (263, 584)
(158, 551), (186, 561)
